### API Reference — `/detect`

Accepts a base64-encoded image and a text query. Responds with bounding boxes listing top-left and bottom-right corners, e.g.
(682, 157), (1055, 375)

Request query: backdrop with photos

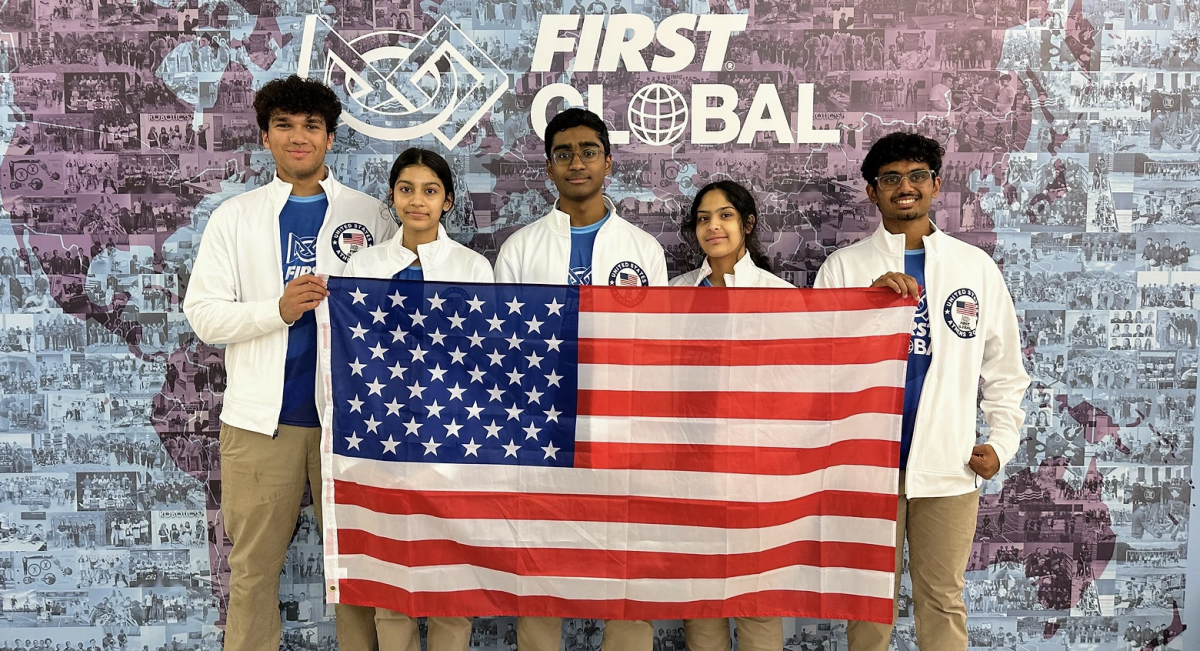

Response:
(0, 0), (1196, 649)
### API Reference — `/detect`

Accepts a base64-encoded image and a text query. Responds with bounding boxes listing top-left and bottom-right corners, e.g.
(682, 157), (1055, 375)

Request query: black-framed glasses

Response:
(874, 169), (937, 188)
(550, 148), (603, 166)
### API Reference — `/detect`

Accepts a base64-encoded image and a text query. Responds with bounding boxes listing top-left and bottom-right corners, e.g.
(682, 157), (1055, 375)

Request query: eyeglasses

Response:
(874, 169), (936, 188)
(550, 147), (603, 166)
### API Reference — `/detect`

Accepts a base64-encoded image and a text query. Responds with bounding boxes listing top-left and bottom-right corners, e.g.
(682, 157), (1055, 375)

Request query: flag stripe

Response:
(577, 335), (911, 366)
(578, 360), (907, 393)
(332, 504), (898, 551)
(333, 482), (899, 528)
(573, 439), (900, 474)
(336, 580), (897, 623)
(335, 554), (896, 602)
(332, 457), (900, 503)
(336, 530), (899, 578)
(579, 308), (917, 341)
(577, 386), (906, 420)
(577, 414), (901, 447)
(580, 286), (918, 315)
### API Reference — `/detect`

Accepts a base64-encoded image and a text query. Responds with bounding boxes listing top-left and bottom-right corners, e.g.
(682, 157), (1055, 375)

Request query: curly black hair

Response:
(544, 108), (611, 160)
(861, 131), (945, 185)
(253, 75), (342, 134)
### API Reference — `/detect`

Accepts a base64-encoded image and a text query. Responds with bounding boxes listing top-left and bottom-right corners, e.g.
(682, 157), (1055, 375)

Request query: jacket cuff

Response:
(254, 298), (289, 332)
(985, 438), (1016, 470)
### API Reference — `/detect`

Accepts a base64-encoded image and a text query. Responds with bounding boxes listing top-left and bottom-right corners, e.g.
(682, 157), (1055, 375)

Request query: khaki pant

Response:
(847, 472), (980, 651)
(518, 617), (652, 651)
(373, 609), (471, 651)
(220, 423), (377, 651)
(683, 617), (782, 651)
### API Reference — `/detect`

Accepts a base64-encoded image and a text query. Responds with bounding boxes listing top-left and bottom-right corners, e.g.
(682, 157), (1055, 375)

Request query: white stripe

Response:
(578, 360), (906, 394)
(579, 307), (913, 341)
(335, 503), (898, 550)
(338, 553), (895, 601)
(333, 457), (899, 503)
(577, 413), (902, 447)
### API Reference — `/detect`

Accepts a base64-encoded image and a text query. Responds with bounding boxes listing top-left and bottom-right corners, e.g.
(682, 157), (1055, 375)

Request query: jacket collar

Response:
(388, 224), (450, 269)
(692, 251), (761, 286)
(544, 196), (619, 236)
(868, 218), (945, 256)
(267, 166), (342, 203)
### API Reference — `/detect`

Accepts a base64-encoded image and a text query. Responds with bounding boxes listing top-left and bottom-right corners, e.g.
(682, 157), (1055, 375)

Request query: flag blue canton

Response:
(328, 277), (580, 467)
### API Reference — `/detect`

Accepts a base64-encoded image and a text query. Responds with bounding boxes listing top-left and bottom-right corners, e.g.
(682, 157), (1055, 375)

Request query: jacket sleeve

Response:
(494, 239), (519, 284)
(646, 243), (669, 287)
(979, 266), (1031, 468)
(813, 255), (844, 289)
(182, 207), (288, 344)
(471, 255), (496, 283)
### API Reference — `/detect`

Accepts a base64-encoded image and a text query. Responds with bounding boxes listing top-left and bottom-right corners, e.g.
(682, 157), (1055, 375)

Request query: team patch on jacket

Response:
(332, 223), (374, 262)
(608, 261), (649, 287)
(943, 288), (980, 338)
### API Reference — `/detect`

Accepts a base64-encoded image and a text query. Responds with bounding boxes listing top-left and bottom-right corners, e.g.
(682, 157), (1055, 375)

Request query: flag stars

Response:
(484, 421), (503, 438)
(525, 387), (544, 404)
(545, 370), (563, 387)
(545, 406), (561, 423)
(363, 415), (381, 434)
(486, 385), (504, 402)
(506, 333), (524, 350)
(349, 323), (369, 340)
(390, 324), (408, 343)
(348, 358), (366, 376)
(447, 312), (466, 329)
(403, 417), (422, 436)
(506, 297), (524, 314)
(542, 441), (560, 460)
(486, 349), (505, 366)
(463, 438), (482, 457)
(344, 432), (363, 450)
(408, 381), (426, 399)
(366, 377), (386, 396)
(428, 293), (447, 311)
(506, 368), (525, 385)
(349, 287), (368, 305)
(380, 435), (401, 455)
(545, 298), (564, 316)
(347, 395), (364, 413)
(525, 351), (544, 369)
(545, 335), (562, 352)
(523, 422), (541, 440)
(502, 439), (521, 458)
(422, 438), (441, 456)
(444, 419), (463, 438)
(466, 295), (486, 313)
(429, 328), (448, 346)
(505, 404), (523, 421)
(449, 347), (468, 365)
(525, 316), (543, 334)
(368, 342), (387, 360)
(369, 306), (388, 324)
(383, 398), (403, 417)
(467, 331), (485, 347)
(410, 310), (427, 327)
(410, 345), (428, 363)
(388, 291), (406, 307)
(429, 364), (448, 382)
(465, 401), (484, 419)
(486, 314), (504, 331)
(388, 362), (405, 379)
(447, 382), (467, 401)
(426, 401), (445, 418)
(468, 365), (486, 383)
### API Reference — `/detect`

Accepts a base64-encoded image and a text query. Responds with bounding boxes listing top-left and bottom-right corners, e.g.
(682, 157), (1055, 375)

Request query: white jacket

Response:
(814, 222), (1030, 499)
(343, 224), (495, 283)
(670, 252), (795, 288)
(494, 197), (669, 286)
(183, 171), (397, 436)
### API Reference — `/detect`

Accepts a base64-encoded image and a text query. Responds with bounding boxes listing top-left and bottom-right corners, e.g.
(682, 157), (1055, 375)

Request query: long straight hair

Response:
(681, 181), (772, 270)
(387, 148), (457, 219)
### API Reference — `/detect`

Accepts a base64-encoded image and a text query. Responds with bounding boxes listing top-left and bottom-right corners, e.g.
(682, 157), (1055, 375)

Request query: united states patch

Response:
(316, 277), (916, 622)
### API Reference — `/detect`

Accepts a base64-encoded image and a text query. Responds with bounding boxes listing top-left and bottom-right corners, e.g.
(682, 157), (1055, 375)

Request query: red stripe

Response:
(575, 438), (900, 474)
(337, 530), (897, 577)
(334, 481), (899, 528)
(578, 386), (905, 421)
(335, 580), (896, 623)
(580, 285), (917, 314)
(578, 333), (911, 366)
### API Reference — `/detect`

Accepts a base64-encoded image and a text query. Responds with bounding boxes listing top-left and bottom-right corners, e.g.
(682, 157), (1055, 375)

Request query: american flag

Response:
(317, 277), (915, 622)
(956, 299), (977, 317)
(342, 232), (366, 246)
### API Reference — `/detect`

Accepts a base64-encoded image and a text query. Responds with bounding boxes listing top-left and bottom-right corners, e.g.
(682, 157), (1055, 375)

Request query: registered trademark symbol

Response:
(725, 62), (735, 71)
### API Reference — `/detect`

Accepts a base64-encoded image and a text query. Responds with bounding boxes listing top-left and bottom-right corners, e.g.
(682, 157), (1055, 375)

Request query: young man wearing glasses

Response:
(494, 107), (666, 650)
(815, 132), (1029, 651)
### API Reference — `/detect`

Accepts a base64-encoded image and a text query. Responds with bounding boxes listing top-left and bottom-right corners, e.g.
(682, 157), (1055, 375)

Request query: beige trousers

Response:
(683, 617), (783, 651)
(846, 472), (980, 651)
(219, 423), (378, 651)
(518, 617), (652, 651)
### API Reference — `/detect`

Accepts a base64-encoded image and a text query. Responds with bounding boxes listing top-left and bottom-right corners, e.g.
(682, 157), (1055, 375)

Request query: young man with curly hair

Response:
(184, 75), (395, 651)
(815, 132), (1029, 651)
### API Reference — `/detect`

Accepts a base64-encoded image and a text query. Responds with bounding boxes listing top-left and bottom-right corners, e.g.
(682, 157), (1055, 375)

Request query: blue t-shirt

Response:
(278, 193), (327, 427)
(393, 265), (424, 281)
(568, 212), (610, 285)
(901, 249), (932, 468)
(699, 277), (713, 287)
